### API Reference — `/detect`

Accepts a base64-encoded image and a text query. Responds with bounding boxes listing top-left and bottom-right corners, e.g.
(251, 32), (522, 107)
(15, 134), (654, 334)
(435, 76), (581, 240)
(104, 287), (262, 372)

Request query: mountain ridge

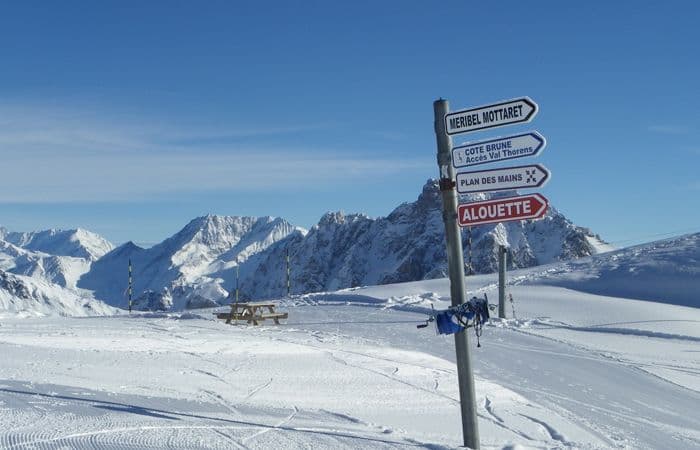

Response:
(240, 180), (611, 299)
(2, 180), (612, 311)
(0, 227), (114, 261)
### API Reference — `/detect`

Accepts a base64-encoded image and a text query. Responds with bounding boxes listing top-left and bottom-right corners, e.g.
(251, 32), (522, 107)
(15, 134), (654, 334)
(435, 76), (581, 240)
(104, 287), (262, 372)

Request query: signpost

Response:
(458, 193), (549, 227)
(456, 164), (550, 194)
(432, 95), (548, 448)
(445, 97), (538, 136)
(433, 99), (480, 450)
(452, 132), (546, 168)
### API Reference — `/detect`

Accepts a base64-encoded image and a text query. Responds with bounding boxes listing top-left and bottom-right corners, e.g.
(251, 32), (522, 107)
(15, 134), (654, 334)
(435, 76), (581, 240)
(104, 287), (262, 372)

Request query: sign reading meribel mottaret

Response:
(445, 97), (538, 136)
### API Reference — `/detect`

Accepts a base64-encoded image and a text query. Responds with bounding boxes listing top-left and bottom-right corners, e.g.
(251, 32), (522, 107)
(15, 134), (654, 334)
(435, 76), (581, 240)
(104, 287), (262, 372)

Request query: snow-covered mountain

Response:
(0, 240), (91, 289)
(0, 269), (117, 317)
(0, 227), (113, 261)
(241, 180), (611, 299)
(0, 227), (114, 291)
(79, 180), (611, 308)
(78, 215), (299, 309)
(0, 227), (117, 315)
(2, 180), (611, 311)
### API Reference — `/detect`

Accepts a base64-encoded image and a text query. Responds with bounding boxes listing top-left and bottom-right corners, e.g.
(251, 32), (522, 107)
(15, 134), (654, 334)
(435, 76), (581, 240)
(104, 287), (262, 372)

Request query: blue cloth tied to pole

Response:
(435, 296), (490, 335)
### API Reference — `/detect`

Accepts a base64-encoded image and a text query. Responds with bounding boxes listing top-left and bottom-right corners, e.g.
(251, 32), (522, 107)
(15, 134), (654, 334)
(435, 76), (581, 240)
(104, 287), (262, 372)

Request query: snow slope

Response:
(0, 310), (618, 450)
(0, 232), (698, 449)
(529, 232), (699, 307)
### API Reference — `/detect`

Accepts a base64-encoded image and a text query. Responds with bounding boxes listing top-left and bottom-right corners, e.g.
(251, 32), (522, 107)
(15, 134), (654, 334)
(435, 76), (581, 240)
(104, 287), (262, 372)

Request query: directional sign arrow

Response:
(456, 164), (551, 194)
(445, 97), (538, 136)
(452, 132), (546, 168)
(458, 193), (549, 227)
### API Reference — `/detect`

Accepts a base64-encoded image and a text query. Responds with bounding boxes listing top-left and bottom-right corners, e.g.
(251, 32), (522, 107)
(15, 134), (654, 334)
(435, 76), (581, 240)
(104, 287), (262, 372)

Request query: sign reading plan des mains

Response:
(456, 164), (550, 194)
(445, 97), (538, 136)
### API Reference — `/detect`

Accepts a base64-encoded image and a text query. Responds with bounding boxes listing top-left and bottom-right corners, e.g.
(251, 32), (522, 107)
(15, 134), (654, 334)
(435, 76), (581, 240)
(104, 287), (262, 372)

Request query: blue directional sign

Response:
(452, 132), (546, 168)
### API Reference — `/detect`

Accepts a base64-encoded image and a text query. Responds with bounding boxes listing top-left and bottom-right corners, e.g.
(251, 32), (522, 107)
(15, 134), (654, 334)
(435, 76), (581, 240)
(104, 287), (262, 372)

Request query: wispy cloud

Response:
(0, 104), (333, 154)
(0, 151), (427, 202)
(648, 124), (690, 135)
(0, 104), (428, 203)
(365, 131), (408, 142)
(161, 124), (335, 146)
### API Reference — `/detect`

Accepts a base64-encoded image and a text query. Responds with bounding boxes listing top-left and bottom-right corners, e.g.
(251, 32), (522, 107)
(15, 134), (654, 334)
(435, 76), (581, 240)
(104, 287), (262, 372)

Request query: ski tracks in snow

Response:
(271, 329), (457, 404)
(243, 378), (273, 402)
(240, 405), (298, 445)
(265, 323), (598, 448)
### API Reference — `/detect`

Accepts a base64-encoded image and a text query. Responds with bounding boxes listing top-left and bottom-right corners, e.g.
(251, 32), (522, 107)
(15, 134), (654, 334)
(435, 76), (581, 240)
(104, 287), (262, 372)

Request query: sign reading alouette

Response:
(458, 193), (548, 227)
(445, 97), (538, 136)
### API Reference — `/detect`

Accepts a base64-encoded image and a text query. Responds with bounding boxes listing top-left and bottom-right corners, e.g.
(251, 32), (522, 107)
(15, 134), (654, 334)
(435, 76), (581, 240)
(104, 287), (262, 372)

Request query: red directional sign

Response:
(458, 193), (548, 227)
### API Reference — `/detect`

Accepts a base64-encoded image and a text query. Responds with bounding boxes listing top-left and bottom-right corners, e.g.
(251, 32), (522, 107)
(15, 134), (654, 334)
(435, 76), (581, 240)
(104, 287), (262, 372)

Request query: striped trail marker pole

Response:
(286, 248), (291, 297)
(235, 264), (240, 325)
(128, 259), (133, 313)
(467, 226), (474, 275)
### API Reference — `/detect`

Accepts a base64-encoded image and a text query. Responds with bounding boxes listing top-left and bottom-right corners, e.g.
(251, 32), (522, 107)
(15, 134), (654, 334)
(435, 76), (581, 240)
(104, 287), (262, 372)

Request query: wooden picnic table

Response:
(214, 301), (288, 325)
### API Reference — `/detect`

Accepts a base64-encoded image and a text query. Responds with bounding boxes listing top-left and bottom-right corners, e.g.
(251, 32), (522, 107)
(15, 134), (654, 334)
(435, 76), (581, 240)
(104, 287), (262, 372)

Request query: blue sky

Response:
(1, 1), (698, 246)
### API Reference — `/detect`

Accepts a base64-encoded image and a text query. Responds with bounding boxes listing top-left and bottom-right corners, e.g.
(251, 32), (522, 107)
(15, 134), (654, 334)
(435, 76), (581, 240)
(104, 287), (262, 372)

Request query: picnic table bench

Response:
(214, 301), (288, 325)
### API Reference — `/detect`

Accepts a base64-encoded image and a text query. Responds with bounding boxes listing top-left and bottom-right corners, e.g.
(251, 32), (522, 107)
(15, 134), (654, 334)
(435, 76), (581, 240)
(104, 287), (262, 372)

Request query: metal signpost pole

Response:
(434, 98), (480, 449)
